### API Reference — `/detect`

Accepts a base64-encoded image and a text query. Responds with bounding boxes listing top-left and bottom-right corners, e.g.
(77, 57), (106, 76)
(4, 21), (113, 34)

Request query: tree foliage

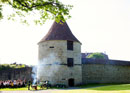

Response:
(87, 53), (105, 59)
(0, 63), (26, 70)
(0, 0), (72, 24)
(0, 4), (3, 19)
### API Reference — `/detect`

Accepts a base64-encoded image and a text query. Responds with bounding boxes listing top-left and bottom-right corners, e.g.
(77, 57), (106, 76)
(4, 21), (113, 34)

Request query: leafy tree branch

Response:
(0, 0), (72, 24)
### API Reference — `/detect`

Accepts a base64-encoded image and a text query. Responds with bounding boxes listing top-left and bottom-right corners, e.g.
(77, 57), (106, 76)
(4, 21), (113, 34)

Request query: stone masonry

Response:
(38, 40), (82, 86)
(82, 59), (130, 84)
(0, 67), (32, 81)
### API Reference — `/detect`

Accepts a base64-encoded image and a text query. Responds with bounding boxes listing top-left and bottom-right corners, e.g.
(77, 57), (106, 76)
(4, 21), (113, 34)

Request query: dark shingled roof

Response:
(39, 21), (81, 43)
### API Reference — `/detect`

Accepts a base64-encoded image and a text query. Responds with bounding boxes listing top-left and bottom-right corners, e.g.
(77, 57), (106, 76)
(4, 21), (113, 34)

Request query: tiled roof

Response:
(39, 21), (81, 43)
(81, 53), (86, 58)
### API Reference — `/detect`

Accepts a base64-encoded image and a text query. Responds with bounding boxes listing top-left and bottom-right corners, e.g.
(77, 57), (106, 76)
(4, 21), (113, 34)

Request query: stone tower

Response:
(38, 21), (82, 86)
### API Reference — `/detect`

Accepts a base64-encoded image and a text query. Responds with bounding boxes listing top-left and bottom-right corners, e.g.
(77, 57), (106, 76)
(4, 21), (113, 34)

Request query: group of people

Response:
(27, 80), (51, 90)
(0, 79), (51, 90)
(0, 79), (26, 88)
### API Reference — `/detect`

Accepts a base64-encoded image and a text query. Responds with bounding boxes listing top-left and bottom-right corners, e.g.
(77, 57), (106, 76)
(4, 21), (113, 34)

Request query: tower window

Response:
(67, 41), (73, 50)
(67, 58), (74, 67)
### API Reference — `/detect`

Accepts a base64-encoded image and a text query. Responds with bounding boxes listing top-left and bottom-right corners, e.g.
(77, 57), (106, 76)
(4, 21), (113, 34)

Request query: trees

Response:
(0, 63), (26, 70)
(87, 53), (106, 59)
(0, 0), (72, 24)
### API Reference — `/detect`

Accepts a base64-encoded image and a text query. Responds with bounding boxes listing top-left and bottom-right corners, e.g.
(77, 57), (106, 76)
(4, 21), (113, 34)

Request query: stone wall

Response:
(1, 58), (130, 85)
(38, 40), (82, 86)
(82, 58), (130, 84)
(0, 67), (32, 81)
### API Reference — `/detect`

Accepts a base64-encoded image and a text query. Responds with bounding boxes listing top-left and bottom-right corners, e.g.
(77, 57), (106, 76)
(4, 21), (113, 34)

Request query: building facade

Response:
(38, 20), (130, 87)
(38, 21), (82, 86)
(1, 21), (130, 86)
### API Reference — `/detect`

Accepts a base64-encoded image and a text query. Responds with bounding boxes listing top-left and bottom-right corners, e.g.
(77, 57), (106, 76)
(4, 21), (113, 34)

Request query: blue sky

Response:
(0, 0), (130, 65)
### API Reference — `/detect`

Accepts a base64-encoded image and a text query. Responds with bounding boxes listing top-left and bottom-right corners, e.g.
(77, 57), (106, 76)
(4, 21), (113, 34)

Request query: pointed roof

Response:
(38, 21), (81, 44)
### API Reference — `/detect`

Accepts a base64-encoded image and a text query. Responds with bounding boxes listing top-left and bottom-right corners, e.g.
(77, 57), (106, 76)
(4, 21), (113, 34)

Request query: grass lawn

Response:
(82, 84), (130, 93)
(0, 87), (28, 91)
(1, 84), (130, 93)
(0, 86), (46, 91)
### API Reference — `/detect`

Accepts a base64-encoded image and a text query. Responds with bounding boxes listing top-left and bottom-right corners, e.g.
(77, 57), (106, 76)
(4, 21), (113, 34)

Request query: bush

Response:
(87, 53), (105, 59)
(0, 64), (26, 70)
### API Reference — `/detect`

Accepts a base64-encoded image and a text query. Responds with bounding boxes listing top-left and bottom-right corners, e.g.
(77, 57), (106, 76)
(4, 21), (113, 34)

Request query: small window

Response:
(49, 46), (54, 48)
(67, 58), (74, 67)
(67, 41), (73, 50)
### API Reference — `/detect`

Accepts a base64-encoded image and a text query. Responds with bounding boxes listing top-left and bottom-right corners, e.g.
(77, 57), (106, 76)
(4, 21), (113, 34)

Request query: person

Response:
(45, 81), (49, 89)
(13, 80), (17, 88)
(0, 81), (3, 88)
(10, 81), (14, 88)
(28, 81), (31, 90)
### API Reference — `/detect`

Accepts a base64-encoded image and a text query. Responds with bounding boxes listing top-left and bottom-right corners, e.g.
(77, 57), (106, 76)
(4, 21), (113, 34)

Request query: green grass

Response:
(87, 84), (130, 91)
(0, 87), (28, 91)
(0, 86), (57, 91)
(79, 83), (122, 88)
(1, 84), (130, 93)
(79, 83), (107, 88)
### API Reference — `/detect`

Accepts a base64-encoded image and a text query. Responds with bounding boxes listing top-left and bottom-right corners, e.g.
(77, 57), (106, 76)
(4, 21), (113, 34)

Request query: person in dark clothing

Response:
(45, 80), (50, 89)
(28, 81), (31, 90)
(0, 82), (3, 88)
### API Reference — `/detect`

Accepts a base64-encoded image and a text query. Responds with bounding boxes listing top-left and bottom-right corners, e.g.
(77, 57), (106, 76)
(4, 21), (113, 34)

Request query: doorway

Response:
(68, 78), (74, 87)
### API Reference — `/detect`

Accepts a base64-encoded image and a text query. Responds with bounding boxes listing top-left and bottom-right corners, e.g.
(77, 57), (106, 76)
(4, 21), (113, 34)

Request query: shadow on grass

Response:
(85, 84), (130, 91)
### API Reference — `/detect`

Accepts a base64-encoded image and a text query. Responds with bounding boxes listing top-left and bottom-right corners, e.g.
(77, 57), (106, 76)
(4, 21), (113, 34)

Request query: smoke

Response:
(32, 53), (61, 84)
(32, 65), (38, 85)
